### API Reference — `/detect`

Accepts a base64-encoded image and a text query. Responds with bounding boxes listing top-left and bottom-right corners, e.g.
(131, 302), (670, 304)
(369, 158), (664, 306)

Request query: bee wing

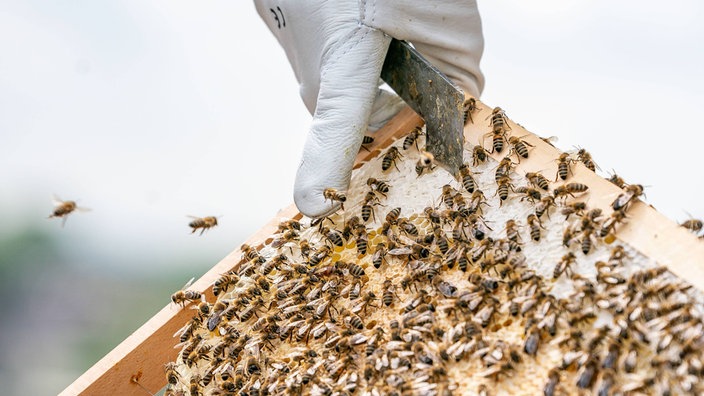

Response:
(388, 247), (413, 256)
(180, 277), (195, 290)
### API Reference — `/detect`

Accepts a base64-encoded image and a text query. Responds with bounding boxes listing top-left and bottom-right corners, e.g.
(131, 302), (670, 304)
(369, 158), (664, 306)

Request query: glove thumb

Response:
(294, 26), (391, 218)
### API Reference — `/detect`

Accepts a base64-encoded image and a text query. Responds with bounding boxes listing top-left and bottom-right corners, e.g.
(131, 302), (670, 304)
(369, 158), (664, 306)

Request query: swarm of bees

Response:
(164, 111), (704, 396)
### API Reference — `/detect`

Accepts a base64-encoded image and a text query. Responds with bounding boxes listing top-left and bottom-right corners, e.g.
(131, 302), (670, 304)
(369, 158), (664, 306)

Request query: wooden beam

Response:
(59, 107), (421, 396)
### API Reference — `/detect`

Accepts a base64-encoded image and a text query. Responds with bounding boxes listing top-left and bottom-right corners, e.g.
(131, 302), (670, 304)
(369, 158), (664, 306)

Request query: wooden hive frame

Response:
(60, 101), (704, 396)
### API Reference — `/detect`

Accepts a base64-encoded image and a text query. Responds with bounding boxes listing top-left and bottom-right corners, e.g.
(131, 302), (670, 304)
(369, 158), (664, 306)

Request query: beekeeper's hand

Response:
(254, 0), (485, 218)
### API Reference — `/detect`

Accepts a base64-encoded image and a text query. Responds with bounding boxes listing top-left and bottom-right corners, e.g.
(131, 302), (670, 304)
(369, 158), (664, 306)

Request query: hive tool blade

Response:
(381, 39), (465, 177)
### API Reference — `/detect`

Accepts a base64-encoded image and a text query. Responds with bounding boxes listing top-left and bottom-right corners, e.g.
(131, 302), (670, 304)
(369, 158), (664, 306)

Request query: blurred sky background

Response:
(1, 1), (702, 394)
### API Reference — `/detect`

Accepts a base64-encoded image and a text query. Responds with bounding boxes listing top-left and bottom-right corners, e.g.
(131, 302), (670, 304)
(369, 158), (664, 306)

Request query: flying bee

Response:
(525, 171), (549, 191)
(555, 153), (574, 181)
(680, 218), (703, 233)
(472, 145), (489, 165)
(188, 215), (219, 235)
(612, 184), (645, 211)
(576, 147), (598, 172)
(487, 106), (510, 134)
(366, 177), (390, 196)
(48, 196), (90, 227)
(323, 188), (347, 209)
(381, 146), (403, 171)
(459, 164), (477, 193)
(403, 126), (424, 150)
(508, 135), (534, 161)
(360, 135), (374, 151)
(527, 214), (543, 241)
(463, 97), (480, 124)
(372, 242), (387, 269)
(554, 252), (576, 279)
(171, 277), (203, 306)
(415, 150), (435, 176)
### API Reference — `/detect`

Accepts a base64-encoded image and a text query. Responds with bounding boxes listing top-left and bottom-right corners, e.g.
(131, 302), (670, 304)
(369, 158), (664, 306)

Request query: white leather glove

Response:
(254, 0), (485, 218)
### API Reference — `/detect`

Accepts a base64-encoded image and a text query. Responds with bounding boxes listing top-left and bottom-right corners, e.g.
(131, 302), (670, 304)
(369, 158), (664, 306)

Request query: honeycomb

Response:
(164, 115), (704, 396)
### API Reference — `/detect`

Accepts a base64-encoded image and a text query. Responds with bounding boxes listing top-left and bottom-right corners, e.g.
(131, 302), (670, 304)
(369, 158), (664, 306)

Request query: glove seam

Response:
(319, 25), (374, 81)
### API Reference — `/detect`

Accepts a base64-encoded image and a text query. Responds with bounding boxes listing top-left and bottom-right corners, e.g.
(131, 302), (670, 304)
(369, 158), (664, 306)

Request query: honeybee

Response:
(553, 252), (576, 279)
(680, 218), (703, 233)
(607, 171), (627, 189)
(472, 145), (489, 165)
(385, 207), (401, 224)
(487, 106), (510, 134)
(526, 214), (543, 242)
(496, 175), (513, 204)
(523, 324), (541, 355)
(323, 188), (347, 209)
(504, 219), (521, 244)
(171, 278), (203, 306)
(188, 216), (219, 235)
(495, 157), (515, 182)
(612, 184), (645, 211)
(415, 150), (435, 176)
(459, 164), (477, 193)
(524, 171), (549, 191)
(361, 135), (375, 151)
(600, 209), (627, 238)
(48, 196), (90, 226)
(535, 196), (556, 219)
(555, 153), (573, 181)
(309, 245), (332, 266)
(372, 242), (387, 269)
(515, 186), (542, 203)
(486, 130), (507, 154)
(403, 126), (424, 150)
(576, 357), (598, 389)
(463, 98), (480, 124)
(543, 368), (560, 396)
(381, 146), (403, 171)
(561, 201), (586, 219)
(164, 362), (181, 385)
(576, 147), (598, 172)
(553, 183), (588, 200)
(508, 136), (534, 161)
(366, 177), (390, 196)
(320, 226), (344, 247)
(271, 229), (299, 249)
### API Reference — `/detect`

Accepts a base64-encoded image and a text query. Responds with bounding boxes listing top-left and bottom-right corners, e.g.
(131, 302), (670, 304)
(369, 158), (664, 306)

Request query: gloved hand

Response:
(254, 0), (485, 218)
